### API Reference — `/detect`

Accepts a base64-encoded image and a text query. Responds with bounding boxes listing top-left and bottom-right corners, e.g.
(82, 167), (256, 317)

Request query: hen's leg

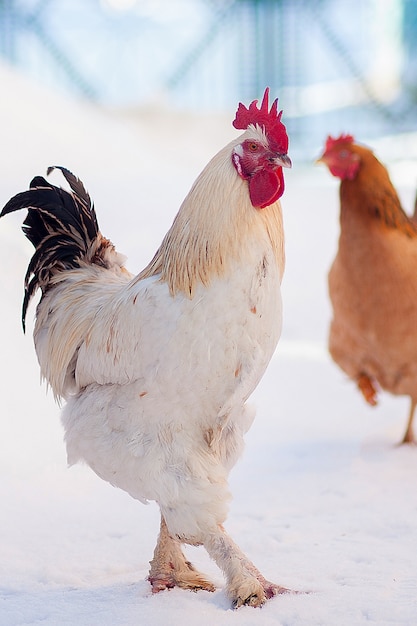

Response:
(204, 525), (291, 608)
(357, 373), (378, 406)
(402, 399), (416, 444)
(148, 515), (215, 593)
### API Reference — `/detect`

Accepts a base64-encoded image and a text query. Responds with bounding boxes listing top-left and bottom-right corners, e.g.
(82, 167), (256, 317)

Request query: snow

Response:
(1, 62), (417, 625)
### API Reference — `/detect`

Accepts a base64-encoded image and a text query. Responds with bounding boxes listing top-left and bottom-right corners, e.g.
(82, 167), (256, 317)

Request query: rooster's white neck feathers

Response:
(138, 133), (285, 296)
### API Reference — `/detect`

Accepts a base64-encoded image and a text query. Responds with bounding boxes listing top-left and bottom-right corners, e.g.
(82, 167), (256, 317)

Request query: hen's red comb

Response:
(233, 87), (288, 152)
(325, 134), (355, 151)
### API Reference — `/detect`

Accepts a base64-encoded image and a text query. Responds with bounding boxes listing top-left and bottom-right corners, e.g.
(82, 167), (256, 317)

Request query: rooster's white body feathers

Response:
(31, 134), (285, 541)
(2, 117), (290, 606)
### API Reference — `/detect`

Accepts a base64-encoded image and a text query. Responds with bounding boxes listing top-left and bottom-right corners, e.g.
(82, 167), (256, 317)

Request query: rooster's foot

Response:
(230, 575), (292, 608)
(260, 579), (293, 599)
(149, 561), (215, 594)
(149, 514), (215, 594)
(230, 575), (267, 608)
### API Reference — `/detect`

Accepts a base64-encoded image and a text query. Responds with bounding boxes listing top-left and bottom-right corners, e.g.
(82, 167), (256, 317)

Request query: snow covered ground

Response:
(1, 62), (417, 625)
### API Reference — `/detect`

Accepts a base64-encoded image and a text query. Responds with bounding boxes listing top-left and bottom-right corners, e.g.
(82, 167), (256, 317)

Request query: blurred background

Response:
(1, 0), (417, 159)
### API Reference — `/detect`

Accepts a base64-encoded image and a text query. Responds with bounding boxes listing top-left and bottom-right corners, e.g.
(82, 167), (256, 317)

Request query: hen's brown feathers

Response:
(339, 146), (417, 238)
(321, 137), (417, 443)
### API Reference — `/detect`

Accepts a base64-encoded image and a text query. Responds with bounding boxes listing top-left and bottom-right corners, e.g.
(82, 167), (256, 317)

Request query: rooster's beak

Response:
(275, 153), (292, 169)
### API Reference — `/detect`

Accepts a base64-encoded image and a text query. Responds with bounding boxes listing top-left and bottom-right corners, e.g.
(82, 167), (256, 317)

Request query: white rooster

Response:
(1, 88), (292, 608)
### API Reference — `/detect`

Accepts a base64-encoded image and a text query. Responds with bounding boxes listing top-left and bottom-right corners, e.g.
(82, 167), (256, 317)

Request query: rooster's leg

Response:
(204, 525), (291, 608)
(148, 515), (215, 593)
(402, 399), (416, 444)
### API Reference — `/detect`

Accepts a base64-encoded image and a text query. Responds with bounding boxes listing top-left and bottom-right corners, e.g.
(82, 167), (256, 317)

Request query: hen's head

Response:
(318, 134), (361, 181)
(232, 88), (291, 209)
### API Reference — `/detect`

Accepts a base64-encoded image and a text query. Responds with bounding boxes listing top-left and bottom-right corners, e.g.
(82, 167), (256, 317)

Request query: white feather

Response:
(33, 129), (285, 542)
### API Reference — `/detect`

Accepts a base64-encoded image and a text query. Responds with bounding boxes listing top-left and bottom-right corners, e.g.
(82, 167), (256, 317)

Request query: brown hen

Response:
(319, 134), (417, 444)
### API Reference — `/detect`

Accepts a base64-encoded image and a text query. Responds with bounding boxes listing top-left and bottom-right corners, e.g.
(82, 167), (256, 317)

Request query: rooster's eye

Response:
(248, 143), (259, 152)
(339, 150), (349, 158)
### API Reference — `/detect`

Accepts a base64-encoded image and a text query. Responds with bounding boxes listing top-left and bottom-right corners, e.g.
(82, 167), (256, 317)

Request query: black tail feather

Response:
(1, 167), (101, 331)
(46, 166), (99, 239)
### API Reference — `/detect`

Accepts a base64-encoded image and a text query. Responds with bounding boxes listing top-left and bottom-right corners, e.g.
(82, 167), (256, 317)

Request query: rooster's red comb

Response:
(233, 87), (288, 153)
(325, 134), (355, 151)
